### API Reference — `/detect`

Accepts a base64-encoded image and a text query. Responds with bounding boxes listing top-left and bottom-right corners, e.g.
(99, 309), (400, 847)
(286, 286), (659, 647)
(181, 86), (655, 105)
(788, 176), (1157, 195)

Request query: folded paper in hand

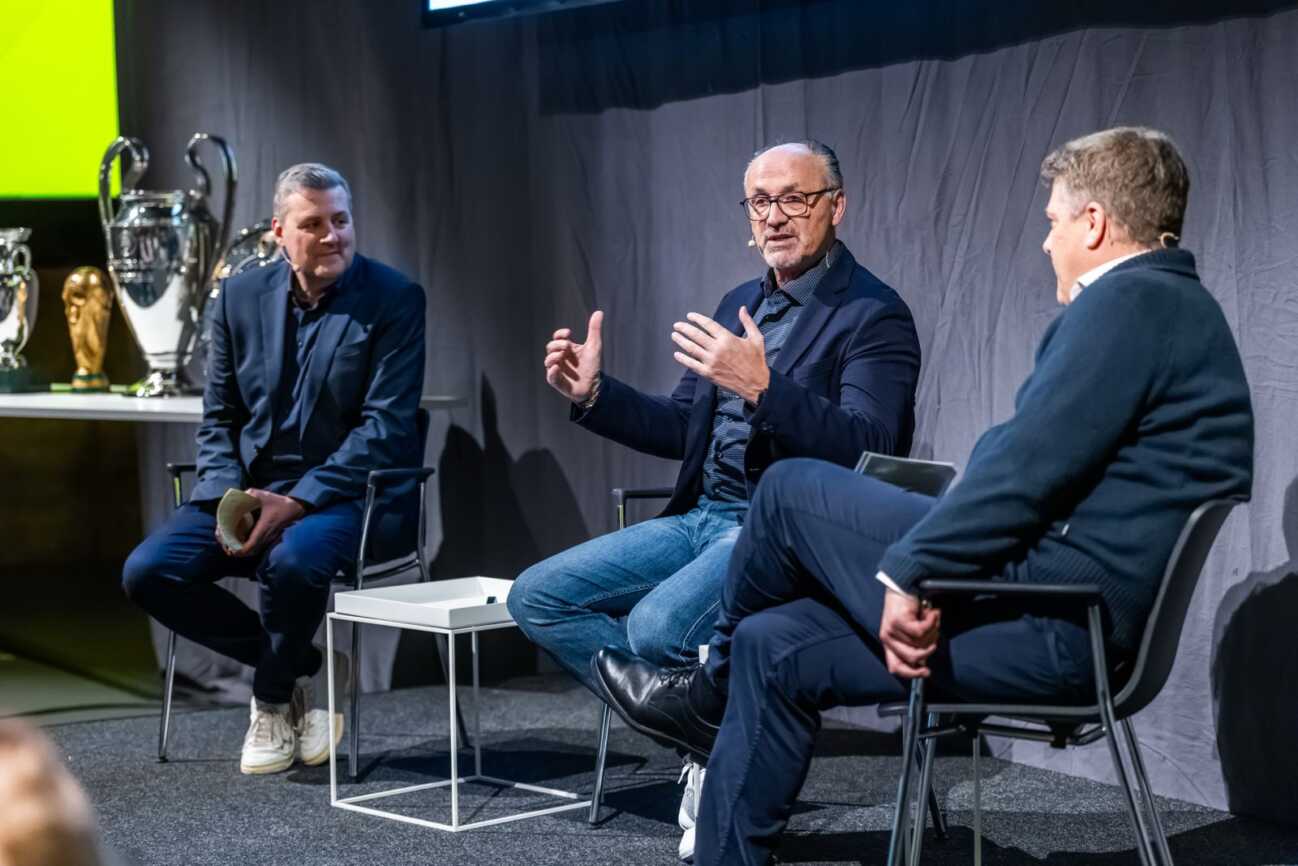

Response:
(217, 489), (261, 553)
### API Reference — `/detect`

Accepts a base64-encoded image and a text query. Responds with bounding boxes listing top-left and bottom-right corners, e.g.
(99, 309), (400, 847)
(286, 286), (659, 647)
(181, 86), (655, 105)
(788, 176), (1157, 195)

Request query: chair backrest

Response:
(1114, 497), (1244, 716)
(854, 451), (958, 499)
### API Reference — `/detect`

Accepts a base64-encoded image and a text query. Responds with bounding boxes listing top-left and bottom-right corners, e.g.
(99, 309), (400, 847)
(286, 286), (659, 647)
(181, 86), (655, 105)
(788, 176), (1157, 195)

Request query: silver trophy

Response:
(198, 218), (279, 374)
(0, 228), (39, 378)
(98, 133), (237, 397)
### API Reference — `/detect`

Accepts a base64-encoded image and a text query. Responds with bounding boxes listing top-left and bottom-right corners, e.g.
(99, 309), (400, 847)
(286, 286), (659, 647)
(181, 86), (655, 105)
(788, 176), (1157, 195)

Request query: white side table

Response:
(325, 577), (591, 831)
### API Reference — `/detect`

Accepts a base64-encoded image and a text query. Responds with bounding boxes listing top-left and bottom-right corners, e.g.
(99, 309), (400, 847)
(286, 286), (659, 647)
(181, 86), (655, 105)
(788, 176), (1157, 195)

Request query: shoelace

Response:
(250, 711), (289, 748)
(658, 666), (696, 688)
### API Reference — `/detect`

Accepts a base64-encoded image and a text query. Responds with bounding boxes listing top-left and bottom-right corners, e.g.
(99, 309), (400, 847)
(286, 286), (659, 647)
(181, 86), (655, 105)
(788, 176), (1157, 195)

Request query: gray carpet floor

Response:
(46, 674), (1298, 866)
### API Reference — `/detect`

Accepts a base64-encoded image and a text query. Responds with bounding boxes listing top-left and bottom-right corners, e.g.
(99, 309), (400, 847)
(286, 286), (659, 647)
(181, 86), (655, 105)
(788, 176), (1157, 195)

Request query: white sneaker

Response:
(292, 651), (347, 767)
(678, 756), (706, 830)
(240, 699), (295, 775)
(678, 825), (696, 862)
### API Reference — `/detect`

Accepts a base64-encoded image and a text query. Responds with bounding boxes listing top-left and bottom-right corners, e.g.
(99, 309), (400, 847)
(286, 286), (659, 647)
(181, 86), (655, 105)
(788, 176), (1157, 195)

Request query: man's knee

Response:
(507, 559), (562, 634)
(121, 543), (160, 604)
(626, 597), (698, 666)
(753, 458), (825, 517)
(262, 537), (338, 593)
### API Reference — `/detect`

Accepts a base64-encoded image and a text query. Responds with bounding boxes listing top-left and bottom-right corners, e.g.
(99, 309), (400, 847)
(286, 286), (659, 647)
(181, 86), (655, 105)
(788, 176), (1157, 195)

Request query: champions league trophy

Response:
(98, 133), (237, 397)
(0, 228), (39, 392)
(197, 218), (279, 376)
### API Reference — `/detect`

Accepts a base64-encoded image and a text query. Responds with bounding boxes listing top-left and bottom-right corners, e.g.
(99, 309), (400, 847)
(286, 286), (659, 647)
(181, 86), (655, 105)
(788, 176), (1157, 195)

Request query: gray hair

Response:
(272, 162), (352, 220)
(749, 140), (843, 190)
(1041, 127), (1189, 246)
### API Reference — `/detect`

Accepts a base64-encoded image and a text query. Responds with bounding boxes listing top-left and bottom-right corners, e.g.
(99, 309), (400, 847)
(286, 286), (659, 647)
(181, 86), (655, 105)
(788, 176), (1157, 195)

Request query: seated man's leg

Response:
(706, 458), (935, 686)
(254, 501), (361, 705)
(697, 593), (1096, 866)
(122, 502), (261, 666)
(626, 502), (745, 667)
(697, 597), (905, 866)
(508, 513), (697, 693)
(591, 460), (934, 756)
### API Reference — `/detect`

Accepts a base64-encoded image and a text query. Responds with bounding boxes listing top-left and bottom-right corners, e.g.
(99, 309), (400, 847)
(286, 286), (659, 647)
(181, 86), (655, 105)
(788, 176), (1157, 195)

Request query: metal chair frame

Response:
(882, 498), (1245, 866)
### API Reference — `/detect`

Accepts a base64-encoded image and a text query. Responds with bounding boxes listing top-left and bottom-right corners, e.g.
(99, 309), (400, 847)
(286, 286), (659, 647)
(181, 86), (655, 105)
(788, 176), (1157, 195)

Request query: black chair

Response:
(155, 408), (466, 778)
(881, 497), (1246, 866)
(586, 451), (959, 829)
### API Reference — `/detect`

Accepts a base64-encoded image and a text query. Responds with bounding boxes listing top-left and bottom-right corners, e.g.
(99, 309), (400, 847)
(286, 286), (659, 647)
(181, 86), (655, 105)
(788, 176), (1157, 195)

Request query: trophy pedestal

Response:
(129, 369), (198, 398)
(71, 371), (111, 393)
(0, 365), (45, 394)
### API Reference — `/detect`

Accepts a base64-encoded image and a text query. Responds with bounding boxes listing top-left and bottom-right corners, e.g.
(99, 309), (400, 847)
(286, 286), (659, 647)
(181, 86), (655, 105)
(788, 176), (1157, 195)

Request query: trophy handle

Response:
(97, 137), (148, 231)
(186, 133), (239, 271)
(11, 243), (31, 277)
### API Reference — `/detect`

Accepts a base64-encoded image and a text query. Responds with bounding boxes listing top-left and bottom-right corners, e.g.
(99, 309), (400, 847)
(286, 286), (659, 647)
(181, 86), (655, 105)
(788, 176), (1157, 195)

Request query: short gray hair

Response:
(272, 163), (352, 220)
(749, 140), (843, 190)
(1041, 127), (1189, 246)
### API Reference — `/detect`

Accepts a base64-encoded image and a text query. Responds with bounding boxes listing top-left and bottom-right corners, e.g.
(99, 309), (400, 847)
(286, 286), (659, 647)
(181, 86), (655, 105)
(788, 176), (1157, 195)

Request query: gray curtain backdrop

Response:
(114, 0), (1298, 822)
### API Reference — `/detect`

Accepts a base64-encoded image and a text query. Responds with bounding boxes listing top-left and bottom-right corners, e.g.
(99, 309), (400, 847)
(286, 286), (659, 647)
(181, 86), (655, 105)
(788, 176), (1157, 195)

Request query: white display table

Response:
(326, 578), (590, 831)
(0, 392), (466, 423)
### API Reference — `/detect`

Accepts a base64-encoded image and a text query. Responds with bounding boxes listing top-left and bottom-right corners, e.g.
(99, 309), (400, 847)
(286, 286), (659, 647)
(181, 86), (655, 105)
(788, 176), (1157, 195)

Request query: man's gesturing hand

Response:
(671, 307), (769, 403)
(544, 311), (604, 404)
(880, 589), (941, 679)
(217, 489), (306, 557)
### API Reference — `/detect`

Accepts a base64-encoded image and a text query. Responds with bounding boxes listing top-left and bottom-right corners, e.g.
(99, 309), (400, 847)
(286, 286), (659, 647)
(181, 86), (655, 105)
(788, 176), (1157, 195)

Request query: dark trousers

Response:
(122, 500), (361, 704)
(696, 459), (1096, 866)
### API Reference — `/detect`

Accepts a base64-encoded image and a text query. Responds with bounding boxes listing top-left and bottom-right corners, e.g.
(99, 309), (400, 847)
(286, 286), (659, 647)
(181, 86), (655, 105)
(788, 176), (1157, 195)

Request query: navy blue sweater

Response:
(879, 250), (1254, 651)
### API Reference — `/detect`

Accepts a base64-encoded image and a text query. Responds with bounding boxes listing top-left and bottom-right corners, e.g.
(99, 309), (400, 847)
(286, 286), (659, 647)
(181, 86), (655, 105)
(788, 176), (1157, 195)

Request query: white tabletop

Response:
(0, 393), (466, 423)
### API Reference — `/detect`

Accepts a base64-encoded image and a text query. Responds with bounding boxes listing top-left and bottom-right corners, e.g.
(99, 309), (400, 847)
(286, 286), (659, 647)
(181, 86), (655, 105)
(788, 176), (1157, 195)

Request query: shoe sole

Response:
(589, 657), (713, 763)
(298, 712), (345, 767)
(240, 755), (294, 775)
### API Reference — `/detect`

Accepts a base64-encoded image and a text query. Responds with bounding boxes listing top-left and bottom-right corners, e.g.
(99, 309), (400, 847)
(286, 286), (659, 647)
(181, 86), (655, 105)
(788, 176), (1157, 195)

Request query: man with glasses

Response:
(509, 140), (920, 857)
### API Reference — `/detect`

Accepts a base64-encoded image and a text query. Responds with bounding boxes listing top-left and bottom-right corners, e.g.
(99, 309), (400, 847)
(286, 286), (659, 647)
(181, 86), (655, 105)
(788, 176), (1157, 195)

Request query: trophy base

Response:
(72, 371), (111, 393)
(127, 370), (200, 398)
(0, 365), (45, 394)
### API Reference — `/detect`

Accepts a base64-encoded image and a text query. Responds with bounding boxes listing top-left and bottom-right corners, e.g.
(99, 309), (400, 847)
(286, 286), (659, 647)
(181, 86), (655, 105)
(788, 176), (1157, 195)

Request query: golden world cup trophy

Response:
(62, 266), (113, 392)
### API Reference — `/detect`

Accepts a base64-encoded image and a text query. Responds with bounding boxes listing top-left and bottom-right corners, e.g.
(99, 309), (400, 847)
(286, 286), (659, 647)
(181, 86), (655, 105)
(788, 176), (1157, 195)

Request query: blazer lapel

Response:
(259, 266), (291, 430)
(771, 248), (854, 376)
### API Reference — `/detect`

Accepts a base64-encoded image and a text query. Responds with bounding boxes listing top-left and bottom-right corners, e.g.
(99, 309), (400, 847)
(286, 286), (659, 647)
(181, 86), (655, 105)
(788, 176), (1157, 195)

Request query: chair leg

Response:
(909, 731), (939, 866)
(588, 703), (612, 825)
(1101, 717), (1157, 866)
(157, 630), (178, 762)
(922, 710), (948, 841)
(972, 737), (982, 866)
(1121, 718), (1175, 866)
(886, 679), (925, 866)
(348, 623), (362, 779)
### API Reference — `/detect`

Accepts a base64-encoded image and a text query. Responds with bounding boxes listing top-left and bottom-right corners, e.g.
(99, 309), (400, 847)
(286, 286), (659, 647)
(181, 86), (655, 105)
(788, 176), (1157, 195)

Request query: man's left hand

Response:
(880, 589), (941, 679)
(230, 489), (307, 557)
(672, 307), (770, 403)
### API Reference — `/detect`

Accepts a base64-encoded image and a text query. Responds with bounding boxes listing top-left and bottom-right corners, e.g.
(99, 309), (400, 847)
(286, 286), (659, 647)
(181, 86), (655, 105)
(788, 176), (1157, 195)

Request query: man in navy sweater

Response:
(592, 127), (1254, 865)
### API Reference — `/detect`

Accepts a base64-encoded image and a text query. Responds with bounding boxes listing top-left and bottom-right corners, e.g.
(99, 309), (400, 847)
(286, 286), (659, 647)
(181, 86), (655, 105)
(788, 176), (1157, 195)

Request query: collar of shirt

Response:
(1068, 250), (1150, 302)
(760, 239), (843, 306)
(289, 276), (334, 312)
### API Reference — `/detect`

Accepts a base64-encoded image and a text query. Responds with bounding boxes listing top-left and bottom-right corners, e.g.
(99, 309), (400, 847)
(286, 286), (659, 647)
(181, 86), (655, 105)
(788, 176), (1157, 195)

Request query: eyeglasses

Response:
(740, 188), (839, 221)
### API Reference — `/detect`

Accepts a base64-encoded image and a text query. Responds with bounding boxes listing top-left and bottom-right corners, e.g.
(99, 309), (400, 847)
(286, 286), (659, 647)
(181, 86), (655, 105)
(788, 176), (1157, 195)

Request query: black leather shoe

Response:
(591, 647), (723, 761)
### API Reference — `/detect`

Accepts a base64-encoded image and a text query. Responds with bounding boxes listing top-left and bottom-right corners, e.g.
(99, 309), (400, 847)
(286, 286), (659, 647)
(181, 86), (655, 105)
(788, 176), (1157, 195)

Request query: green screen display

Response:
(0, 0), (119, 198)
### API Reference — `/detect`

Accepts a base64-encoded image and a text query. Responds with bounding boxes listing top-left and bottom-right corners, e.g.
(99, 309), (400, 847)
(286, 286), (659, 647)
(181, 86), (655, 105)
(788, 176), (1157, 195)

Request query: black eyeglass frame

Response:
(740, 187), (840, 221)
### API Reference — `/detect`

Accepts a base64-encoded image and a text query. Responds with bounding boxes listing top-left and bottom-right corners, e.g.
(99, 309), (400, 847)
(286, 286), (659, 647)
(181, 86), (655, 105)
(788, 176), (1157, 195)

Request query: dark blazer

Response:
(192, 254), (427, 508)
(575, 246), (921, 516)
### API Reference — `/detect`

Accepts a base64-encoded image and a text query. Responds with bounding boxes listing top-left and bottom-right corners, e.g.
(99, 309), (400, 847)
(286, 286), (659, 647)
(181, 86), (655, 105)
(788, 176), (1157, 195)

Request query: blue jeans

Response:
(508, 496), (746, 694)
(122, 500), (361, 704)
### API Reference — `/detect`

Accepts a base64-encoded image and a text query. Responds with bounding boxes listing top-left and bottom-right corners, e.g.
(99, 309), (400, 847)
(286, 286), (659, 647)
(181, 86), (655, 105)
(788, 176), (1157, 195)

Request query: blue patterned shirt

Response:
(700, 241), (843, 502)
